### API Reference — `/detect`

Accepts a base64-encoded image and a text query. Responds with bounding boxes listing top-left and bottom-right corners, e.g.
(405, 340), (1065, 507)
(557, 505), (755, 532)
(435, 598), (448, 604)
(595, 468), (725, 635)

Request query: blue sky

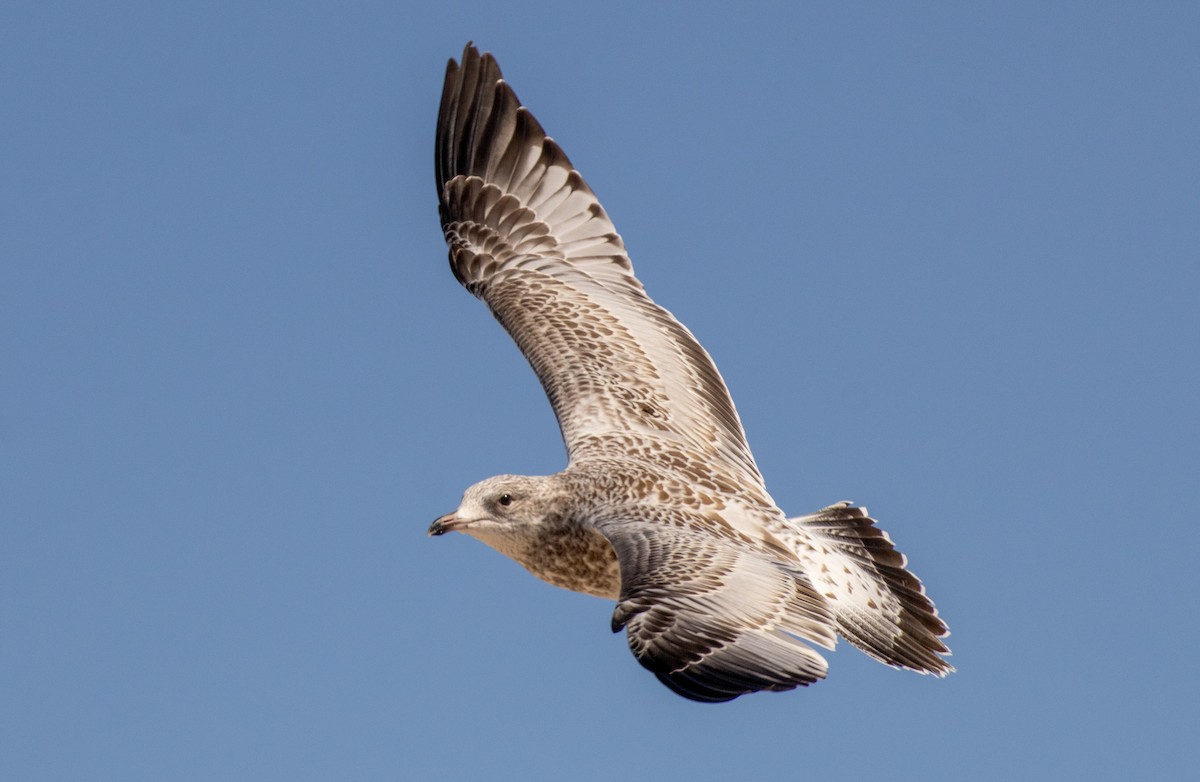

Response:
(3, 2), (1198, 779)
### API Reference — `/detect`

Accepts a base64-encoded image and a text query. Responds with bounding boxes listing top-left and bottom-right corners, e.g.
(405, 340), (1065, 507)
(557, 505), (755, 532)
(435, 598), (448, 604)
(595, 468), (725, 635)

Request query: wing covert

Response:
(597, 518), (836, 702)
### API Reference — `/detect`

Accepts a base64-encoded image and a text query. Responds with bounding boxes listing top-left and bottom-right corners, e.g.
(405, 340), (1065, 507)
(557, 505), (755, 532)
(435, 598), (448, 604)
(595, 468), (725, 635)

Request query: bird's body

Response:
(429, 44), (952, 701)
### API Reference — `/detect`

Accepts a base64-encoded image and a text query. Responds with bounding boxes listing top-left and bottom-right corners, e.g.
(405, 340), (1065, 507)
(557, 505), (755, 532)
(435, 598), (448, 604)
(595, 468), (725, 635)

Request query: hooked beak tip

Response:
(428, 513), (459, 537)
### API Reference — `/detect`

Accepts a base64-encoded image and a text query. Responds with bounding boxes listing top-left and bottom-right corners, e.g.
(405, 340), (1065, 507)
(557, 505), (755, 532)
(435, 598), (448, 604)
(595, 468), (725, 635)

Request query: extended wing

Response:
(599, 517), (836, 702)
(436, 45), (762, 488)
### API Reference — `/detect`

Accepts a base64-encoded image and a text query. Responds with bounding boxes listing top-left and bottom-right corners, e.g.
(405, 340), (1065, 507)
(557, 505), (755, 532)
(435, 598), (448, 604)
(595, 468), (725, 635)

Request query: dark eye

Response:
(498, 493), (512, 507)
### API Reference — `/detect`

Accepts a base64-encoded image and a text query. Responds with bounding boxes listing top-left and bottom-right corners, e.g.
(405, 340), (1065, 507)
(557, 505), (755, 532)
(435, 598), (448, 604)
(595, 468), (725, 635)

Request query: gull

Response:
(428, 44), (952, 702)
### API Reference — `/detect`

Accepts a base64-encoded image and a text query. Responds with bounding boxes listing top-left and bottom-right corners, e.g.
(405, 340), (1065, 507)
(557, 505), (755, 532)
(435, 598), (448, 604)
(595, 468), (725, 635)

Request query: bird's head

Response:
(428, 474), (563, 549)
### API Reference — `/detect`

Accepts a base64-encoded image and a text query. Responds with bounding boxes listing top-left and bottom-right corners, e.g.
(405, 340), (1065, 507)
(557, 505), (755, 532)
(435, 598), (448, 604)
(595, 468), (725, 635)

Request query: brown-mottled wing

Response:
(598, 517), (836, 702)
(435, 44), (762, 486)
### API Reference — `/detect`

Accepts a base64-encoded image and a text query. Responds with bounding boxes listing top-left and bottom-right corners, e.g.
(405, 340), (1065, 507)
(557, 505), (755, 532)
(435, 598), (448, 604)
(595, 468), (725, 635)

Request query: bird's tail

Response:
(785, 502), (954, 675)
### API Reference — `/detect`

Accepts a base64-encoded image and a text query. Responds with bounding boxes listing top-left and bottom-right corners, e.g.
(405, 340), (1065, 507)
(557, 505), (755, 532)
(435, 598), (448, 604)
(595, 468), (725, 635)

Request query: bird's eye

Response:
(499, 493), (512, 506)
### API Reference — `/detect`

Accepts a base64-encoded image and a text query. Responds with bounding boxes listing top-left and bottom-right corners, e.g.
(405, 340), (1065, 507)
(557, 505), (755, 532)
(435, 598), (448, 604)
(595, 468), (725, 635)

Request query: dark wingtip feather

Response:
(654, 671), (742, 703)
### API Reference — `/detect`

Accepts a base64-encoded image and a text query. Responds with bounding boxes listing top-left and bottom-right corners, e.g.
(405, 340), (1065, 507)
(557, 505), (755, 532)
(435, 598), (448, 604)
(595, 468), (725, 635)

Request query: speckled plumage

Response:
(429, 44), (952, 702)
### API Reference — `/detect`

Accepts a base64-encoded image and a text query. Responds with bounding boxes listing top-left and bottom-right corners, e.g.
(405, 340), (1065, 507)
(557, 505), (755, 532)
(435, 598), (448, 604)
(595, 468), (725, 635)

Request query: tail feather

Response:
(785, 502), (953, 675)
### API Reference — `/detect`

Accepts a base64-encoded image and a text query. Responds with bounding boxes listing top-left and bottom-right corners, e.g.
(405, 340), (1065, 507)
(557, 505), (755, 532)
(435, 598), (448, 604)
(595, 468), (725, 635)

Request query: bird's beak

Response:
(428, 512), (466, 536)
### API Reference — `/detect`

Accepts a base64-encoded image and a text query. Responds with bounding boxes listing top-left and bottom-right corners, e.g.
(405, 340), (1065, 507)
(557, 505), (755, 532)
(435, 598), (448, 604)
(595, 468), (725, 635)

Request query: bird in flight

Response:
(429, 43), (952, 702)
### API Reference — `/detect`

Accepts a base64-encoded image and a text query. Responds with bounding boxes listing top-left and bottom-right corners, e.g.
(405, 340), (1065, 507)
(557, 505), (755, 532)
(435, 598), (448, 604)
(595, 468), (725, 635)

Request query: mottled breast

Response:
(519, 522), (621, 599)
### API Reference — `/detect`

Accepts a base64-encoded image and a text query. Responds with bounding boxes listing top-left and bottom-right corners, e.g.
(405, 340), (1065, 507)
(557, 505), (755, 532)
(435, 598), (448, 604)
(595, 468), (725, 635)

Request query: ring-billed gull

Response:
(428, 44), (952, 702)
